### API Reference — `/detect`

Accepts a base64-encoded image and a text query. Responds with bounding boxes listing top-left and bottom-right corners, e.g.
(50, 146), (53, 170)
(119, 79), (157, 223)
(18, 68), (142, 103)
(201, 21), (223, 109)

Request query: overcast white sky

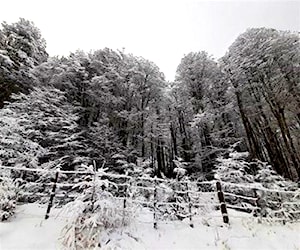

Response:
(1, 0), (299, 80)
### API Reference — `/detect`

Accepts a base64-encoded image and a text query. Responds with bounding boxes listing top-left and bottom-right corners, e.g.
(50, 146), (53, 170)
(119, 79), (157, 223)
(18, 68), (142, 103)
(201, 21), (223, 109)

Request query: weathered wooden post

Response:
(45, 169), (59, 220)
(153, 177), (158, 229)
(123, 183), (128, 209)
(185, 182), (194, 228)
(253, 188), (268, 223)
(216, 181), (229, 224)
(122, 180), (129, 226)
(90, 160), (98, 211)
(253, 188), (262, 223)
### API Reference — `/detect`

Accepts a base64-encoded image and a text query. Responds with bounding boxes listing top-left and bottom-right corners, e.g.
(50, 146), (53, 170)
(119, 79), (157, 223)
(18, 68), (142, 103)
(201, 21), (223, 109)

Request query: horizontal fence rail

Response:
(1, 165), (300, 226)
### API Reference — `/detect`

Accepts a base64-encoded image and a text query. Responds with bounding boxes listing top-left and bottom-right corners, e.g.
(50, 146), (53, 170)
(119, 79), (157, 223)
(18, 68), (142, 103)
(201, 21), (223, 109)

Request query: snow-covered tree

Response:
(221, 28), (300, 181)
(0, 18), (48, 108)
(60, 166), (136, 249)
(0, 86), (86, 178)
(0, 169), (19, 221)
(215, 150), (300, 220)
(172, 51), (242, 178)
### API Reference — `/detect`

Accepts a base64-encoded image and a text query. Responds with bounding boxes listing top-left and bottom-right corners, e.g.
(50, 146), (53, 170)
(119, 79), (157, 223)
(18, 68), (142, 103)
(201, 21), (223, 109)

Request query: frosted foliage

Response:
(0, 105), (45, 169)
(0, 171), (18, 221)
(190, 111), (214, 128)
(221, 28), (300, 181)
(0, 51), (14, 66)
(0, 87), (80, 171)
(0, 18), (48, 67)
(255, 165), (293, 189)
(172, 157), (188, 180)
(215, 152), (254, 183)
(215, 152), (300, 220)
(217, 151), (298, 190)
(60, 170), (136, 249)
(215, 152), (299, 191)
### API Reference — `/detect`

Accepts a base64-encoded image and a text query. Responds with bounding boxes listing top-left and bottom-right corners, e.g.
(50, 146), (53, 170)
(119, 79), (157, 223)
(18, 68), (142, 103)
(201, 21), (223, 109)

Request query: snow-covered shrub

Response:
(126, 157), (156, 178)
(215, 151), (300, 221)
(255, 163), (298, 190)
(214, 153), (258, 211)
(254, 163), (300, 221)
(140, 158), (154, 176)
(173, 157), (188, 180)
(0, 171), (19, 221)
(0, 86), (86, 174)
(153, 178), (217, 221)
(0, 87), (94, 204)
(111, 153), (131, 174)
(60, 168), (137, 249)
(215, 152), (255, 184)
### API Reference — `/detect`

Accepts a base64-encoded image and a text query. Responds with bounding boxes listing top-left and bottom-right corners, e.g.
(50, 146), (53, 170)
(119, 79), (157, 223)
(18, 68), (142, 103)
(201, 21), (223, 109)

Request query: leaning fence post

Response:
(216, 181), (229, 224)
(45, 169), (60, 220)
(153, 177), (158, 229)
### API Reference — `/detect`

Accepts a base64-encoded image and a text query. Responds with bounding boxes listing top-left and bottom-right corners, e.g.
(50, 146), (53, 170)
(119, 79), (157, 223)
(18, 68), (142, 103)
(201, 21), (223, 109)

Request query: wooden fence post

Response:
(122, 180), (129, 226)
(45, 170), (59, 220)
(216, 181), (229, 224)
(185, 182), (194, 228)
(153, 177), (158, 229)
(90, 160), (97, 211)
(253, 188), (262, 223)
(123, 183), (128, 209)
(253, 188), (269, 223)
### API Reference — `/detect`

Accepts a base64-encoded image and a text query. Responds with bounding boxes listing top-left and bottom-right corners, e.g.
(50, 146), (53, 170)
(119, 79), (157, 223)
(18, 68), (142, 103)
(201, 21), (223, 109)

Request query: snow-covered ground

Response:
(0, 204), (299, 250)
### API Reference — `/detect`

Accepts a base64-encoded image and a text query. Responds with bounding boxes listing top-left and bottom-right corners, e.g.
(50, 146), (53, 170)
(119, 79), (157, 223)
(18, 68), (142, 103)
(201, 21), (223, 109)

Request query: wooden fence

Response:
(1, 165), (300, 226)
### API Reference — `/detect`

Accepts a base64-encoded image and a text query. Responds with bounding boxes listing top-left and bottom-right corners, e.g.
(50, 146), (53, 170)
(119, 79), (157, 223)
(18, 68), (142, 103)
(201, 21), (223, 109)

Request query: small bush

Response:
(60, 170), (136, 249)
(0, 172), (18, 221)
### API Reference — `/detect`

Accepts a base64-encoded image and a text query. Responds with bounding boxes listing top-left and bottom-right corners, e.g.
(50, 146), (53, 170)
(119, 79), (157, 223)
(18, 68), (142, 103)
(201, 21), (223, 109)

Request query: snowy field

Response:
(0, 204), (299, 250)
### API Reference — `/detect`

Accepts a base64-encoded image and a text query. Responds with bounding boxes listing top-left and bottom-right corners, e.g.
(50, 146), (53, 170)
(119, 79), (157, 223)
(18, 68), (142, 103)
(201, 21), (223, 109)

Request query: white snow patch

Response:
(229, 152), (249, 159)
(0, 204), (65, 249)
(0, 204), (299, 250)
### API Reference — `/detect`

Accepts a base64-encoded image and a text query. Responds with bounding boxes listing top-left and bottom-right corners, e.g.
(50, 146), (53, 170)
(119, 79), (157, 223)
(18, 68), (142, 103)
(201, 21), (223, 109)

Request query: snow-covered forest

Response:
(0, 18), (299, 249)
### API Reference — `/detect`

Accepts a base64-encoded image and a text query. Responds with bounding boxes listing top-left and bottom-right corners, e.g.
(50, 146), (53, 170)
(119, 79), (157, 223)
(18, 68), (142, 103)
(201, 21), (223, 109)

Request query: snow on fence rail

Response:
(1, 165), (300, 226)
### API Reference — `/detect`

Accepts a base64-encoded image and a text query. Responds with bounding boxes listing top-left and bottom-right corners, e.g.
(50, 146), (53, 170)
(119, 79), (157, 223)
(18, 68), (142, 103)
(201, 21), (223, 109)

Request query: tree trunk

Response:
(178, 110), (191, 162)
(235, 91), (264, 160)
(170, 121), (178, 157)
(156, 137), (163, 178)
(141, 111), (145, 157)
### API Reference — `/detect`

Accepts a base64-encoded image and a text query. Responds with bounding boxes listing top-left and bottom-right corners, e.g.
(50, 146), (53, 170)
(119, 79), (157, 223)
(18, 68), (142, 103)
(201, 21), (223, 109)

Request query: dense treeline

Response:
(222, 28), (300, 180)
(0, 19), (299, 181)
